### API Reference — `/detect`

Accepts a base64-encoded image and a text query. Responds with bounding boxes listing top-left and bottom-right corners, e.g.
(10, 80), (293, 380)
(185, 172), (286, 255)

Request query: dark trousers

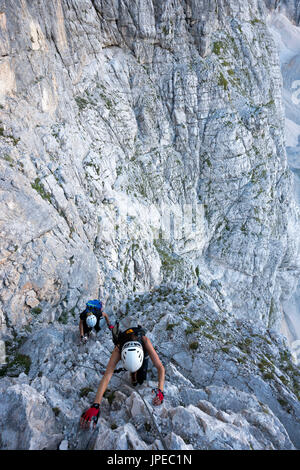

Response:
(83, 320), (101, 335)
(137, 356), (149, 384)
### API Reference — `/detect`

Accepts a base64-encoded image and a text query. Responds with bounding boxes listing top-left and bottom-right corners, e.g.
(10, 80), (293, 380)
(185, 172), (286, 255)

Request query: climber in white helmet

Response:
(79, 299), (113, 344)
(80, 325), (165, 429)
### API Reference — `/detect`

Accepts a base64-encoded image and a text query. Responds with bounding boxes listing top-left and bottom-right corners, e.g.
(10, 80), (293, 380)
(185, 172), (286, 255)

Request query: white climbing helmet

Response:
(121, 341), (144, 372)
(86, 313), (97, 328)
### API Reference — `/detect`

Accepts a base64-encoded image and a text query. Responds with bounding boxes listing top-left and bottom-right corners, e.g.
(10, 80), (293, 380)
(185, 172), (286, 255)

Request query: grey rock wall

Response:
(0, 286), (299, 450)
(0, 0), (300, 451)
(266, 7), (300, 347)
(0, 0), (299, 333)
(265, 0), (300, 25)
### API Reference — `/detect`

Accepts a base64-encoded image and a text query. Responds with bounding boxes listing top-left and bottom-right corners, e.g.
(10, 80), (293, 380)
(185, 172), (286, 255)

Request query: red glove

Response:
(152, 388), (164, 405)
(80, 403), (100, 428)
(108, 324), (114, 330)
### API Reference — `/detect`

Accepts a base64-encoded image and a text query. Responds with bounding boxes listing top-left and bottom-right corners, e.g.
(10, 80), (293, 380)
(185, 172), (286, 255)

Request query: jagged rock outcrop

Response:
(265, 0), (300, 25)
(0, 0), (299, 333)
(0, 286), (299, 450)
(0, 379), (63, 449)
(0, 0), (300, 451)
(266, 7), (300, 348)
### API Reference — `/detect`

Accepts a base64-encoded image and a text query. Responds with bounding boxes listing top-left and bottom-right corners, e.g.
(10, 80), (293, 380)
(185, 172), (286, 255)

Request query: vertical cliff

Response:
(266, 4), (300, 350)
(0, 0), (299, 333)
(0, 0), (299, 451)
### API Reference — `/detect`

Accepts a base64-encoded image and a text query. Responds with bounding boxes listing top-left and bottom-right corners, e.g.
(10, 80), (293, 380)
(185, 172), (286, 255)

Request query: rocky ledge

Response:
(0, 285), (299, 450)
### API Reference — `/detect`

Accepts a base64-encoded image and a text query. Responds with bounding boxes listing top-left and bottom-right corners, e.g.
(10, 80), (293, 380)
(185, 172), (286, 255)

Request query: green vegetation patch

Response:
(218, 72), (229, 90)
(31, 306), (42, 315)
(212, 41), (226, 55)
(75, 96), (89, 110)
(104, 389), (115, 405)
(250, 18), (264, 26)
(58, 311), (68, 324)
(31, 178), (52, 203)
(0, 353), (31, 377)
(2, 154), (14, 164)
(80, 387), (94, 398)
(52, 407), (61, 416)
(0, 125), (20, 145)
(166, 323), (179, 331)
(185, 318), (206, 335)
(153, 238), (186, 279)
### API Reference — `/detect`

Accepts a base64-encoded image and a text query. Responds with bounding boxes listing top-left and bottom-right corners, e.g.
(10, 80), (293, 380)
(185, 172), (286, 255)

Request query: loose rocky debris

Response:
(0, 286), (299, 450)
(0, 0), (300, 452)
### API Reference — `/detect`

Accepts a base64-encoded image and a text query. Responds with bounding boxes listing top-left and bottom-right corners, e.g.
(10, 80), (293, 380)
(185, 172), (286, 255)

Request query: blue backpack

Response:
(86, 299), (102, 315)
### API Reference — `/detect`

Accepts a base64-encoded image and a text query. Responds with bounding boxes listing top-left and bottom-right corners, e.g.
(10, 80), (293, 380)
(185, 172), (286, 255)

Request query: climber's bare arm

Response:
(143, 336), (165, 392)
(101, 311), (110, 326)
(79, 319), (84, 337)
(94, 346), (121, 404)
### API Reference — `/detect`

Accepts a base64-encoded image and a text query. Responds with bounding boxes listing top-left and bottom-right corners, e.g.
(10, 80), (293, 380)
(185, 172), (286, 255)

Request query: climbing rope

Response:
(123, 382), (168, 451)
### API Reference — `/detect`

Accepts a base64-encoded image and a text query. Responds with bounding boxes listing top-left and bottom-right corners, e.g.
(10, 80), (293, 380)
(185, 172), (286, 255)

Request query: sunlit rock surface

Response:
(0, 0), (299, 450)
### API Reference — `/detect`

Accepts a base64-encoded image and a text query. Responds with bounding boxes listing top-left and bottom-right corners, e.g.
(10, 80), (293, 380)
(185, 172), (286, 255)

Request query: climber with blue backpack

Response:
(80, 323), (165, 429)
(79, 299), (113, 344)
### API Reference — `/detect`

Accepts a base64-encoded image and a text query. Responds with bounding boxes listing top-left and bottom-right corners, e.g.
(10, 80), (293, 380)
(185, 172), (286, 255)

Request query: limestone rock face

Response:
(266, 7), (300, 348)
(0, 0), (300, 451)
(1, 287), (299, 450)
(0, 379), (62, 449)
(265, 0), (300, 25)
(0, 0), (299, 332)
